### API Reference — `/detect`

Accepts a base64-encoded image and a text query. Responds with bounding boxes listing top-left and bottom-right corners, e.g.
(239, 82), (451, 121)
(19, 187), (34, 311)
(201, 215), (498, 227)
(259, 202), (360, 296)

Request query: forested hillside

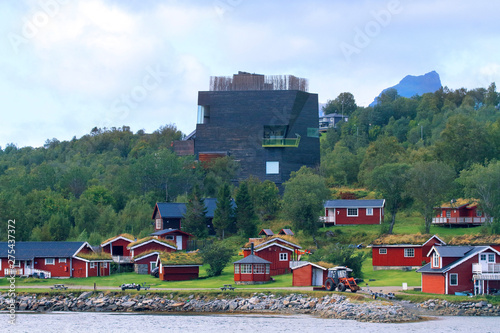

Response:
(1, 83), (500, 244)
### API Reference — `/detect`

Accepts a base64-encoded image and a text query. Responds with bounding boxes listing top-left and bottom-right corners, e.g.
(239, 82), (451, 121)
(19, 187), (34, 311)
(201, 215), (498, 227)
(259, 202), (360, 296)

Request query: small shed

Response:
(258, 229), (274, 237)
(158, 252), (202, 281)
(133, 251), (161, 275)
(292, 262), (333, 287)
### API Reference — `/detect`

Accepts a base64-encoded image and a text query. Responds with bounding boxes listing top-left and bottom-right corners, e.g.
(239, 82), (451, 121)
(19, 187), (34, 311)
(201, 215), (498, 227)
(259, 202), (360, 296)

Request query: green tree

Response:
(246, 177), (281, 221)
(183, 185), (209, 238)
(485, 82), (499, 106)
(212, 183), (235, 239)
(309, 243), (365, 278)
(323, 92), (357, 116)
(282, 167), (330, 247)
(367, 163), (411, 234)
(235, 181), (258, 238)
(407, 161), (455, 233)
(459, 160), (500, 234)
(321, 141), (360, 185)
(200, 241), (234, 277)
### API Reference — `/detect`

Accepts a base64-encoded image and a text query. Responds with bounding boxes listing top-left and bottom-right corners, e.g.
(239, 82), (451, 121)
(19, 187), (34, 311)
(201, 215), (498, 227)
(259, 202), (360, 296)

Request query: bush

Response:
(309, 243), (366, 278)
(200, 241), (234, 277)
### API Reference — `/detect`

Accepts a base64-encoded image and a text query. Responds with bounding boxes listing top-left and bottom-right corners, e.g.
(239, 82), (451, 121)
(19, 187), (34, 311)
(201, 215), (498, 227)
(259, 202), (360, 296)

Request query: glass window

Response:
(264, 125), (287, 139)
(156, 219), (162, 230)
(197, 105), (210, 124)
(446, 210), (451, 218)
(480, 254), (487, 261)
(90, 262), (96, 269)
(379, 248), (387, 255)
(450, 273), (458, 286)
(433, 253), (440, 267)
(234, 264), (240, 274)
(488, 254), (495, 263)
(404, 248), (415, 258)
(266, 161), (279, 175)
(45, 258), (55, 265)
(366, 208), (373, 216)
(347, 208), (358, 216)
(59, 258), (67, 263)
(103, 262), (108, 268)
(241, 264), (252, 274)
(279, 253), (288, 261)
(266, 264), (270, 274)
(150, 262), (157, 271)
(253, 264), (265, 274)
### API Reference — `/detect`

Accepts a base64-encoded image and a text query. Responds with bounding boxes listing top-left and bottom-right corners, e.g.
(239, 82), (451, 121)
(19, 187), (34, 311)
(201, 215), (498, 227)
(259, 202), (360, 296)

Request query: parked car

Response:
(151, 267), (159, 278)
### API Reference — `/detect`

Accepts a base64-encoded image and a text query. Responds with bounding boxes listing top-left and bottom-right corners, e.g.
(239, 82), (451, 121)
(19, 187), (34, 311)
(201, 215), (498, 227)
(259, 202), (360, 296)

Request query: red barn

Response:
(127, 237), (177, 258)
(371, 234), (446, 270)
(150, 229), (193, 250)
(418, 245), (500, 295)
(234, 253), (271, 284)
(432, 199), (490, 226)
(100, 234), (135, 263)
(292, 262), (332, 287)
(241, 237), (301, 275)
(158, 252), (202, 281)
(322, 199), (385, 225)
(0, 241), (111, 278)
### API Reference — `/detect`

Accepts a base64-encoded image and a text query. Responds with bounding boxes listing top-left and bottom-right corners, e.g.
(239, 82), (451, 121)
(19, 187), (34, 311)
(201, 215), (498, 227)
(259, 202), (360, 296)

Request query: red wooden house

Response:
(128, 237), (176, 257)
(418, 245), (500, 295)
(433, 199), (489, 226)
(157, 252), (202, 281)
(241, 237), (301, 275)
(133, 251), (161, 275)
(371, 234), (446, 270)
(0, 241), (111, 278)
(292, 262), (333, 287)
(100, 234), (135, 263)
(322, 199), (385, 225)
(150, 228), (193, 250)
(234, 245), (271, 285)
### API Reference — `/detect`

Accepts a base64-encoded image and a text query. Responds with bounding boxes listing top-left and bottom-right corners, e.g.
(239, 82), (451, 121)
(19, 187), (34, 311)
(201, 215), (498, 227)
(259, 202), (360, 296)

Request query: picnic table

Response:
(220, 284), (235, 291)
(50, 284), (68, 290)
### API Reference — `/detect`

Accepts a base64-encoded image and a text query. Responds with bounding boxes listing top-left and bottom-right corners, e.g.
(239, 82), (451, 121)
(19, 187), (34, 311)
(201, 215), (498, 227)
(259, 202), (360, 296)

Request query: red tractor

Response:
(324, 266), (360, 292)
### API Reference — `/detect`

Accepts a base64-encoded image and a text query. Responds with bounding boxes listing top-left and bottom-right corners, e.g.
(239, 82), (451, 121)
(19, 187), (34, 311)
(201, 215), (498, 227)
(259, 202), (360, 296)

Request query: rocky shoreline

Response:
(1, 292), (499, 323)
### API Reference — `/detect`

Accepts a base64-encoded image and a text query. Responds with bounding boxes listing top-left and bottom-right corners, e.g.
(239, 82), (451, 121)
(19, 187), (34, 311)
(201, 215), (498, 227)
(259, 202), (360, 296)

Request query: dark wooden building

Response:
(194, 72), (320, 186)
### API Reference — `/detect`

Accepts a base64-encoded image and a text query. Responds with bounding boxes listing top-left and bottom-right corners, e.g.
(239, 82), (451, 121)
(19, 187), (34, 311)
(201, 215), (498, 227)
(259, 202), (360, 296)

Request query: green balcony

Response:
(262, 135), (301, 148)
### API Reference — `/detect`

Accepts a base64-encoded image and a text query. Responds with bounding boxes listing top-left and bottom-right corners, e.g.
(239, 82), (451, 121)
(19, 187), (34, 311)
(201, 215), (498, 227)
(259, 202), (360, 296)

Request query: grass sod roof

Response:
(243, 235), (299, 249)
(371, 233), (440, 246)
(160, 251), (203, 266)
(75, 252), (112, 261)
(448, 234), (500, 246)
(436, 198), (479, 208)
(127, 236), (176, 249)
(101, 233), (135, 246)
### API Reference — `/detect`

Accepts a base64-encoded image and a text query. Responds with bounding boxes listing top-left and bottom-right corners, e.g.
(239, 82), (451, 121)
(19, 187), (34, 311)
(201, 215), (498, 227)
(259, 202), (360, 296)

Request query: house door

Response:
(100, 264), (107, 277)
(479, 253), (489, 272)
(176, 236), (183, 250)
(312, 268), (323, 286)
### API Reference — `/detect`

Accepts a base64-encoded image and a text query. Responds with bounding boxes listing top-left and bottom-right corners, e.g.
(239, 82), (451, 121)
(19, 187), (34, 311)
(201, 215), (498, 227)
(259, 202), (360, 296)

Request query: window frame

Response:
(234, 264), (240, 274)
(156, 218), (163, 230)
(433, 253), (440, 268)
(279, 253), (288, 261)
(59, 258), (67, 263)
(266, 161), (279, 175)
(253, 264), (265, 274)
(45, 258), (55, 265)
(488, 253), (495, 263)
(450, 273), (458, 286)
(404, 248), (415, 258)
(366, 208), (373, 216)
(347, 208), (358, 217)
(241, 264), (252, 274)
(90, 262), (96, 269)
(379, 248), (387, 255)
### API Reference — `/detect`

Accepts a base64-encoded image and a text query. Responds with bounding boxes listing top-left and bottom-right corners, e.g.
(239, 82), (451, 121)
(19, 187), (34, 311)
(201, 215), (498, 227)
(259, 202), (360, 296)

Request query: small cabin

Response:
(100, 234), (135, 263)
(292, 262), (332, 287)
(233, 253), (271, 284)
(433, 199), (489, 226)
(158, 252), (202, 281)
(322, 199), (385, 225)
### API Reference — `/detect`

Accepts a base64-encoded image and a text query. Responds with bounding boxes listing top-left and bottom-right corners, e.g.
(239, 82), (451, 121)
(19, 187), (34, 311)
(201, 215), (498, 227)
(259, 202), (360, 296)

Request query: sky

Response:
(1, 0), (500, 148)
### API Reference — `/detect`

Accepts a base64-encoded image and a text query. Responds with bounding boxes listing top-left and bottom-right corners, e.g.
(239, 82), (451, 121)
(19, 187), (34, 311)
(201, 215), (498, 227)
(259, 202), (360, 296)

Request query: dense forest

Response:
(1, 83), (500, 244)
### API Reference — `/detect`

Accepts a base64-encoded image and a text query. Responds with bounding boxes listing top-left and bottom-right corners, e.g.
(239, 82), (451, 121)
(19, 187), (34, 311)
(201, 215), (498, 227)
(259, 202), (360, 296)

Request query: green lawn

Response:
(360, 256), (421, 287)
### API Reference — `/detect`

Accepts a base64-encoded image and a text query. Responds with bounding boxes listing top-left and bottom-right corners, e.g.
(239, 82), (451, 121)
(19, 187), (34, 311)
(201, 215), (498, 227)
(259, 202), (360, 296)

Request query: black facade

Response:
(194, 85), (320, 186)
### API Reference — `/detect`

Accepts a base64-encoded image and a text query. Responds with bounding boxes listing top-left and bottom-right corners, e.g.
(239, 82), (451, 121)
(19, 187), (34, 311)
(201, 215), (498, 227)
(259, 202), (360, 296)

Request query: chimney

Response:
(251, 242), (254, 255)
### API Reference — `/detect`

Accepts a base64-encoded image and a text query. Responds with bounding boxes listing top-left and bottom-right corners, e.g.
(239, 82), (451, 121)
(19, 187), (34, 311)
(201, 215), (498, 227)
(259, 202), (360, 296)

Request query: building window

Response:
(379, 248), (387, 255)
(307, 127), (319, 138)
(241, 264), (252, 274)
(266, 265), (270, 274)
(103, 262), (108, 268)
(150, 262), (157, 271)
(266, 161), (279, 175)
(90, 262), (96, 269)
(45, 258), (55, 265)
(480, 254), (487, 261)
(197, 105), (210, 124)
(347, 208), (358, 216)
(165, 235), (174, 240)
(254, 264), (265, 274)
(279, 253), (288, 261)
(156, 219), (163, 230)
(433, 253), (440, 267)
(404, 248), (415, 258)
(59, 258), (67, 263)
(450, 273), (458, 286)
(234, 264), (240, 274)
(366, 208), (373, 216)
(446, 210), (451, 218)
(488, 254), (495, 263)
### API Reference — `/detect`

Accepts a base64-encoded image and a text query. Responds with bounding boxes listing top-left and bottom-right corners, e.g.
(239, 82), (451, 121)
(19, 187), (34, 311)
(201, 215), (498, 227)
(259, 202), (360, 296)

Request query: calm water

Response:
(3, 312), (499, 333)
